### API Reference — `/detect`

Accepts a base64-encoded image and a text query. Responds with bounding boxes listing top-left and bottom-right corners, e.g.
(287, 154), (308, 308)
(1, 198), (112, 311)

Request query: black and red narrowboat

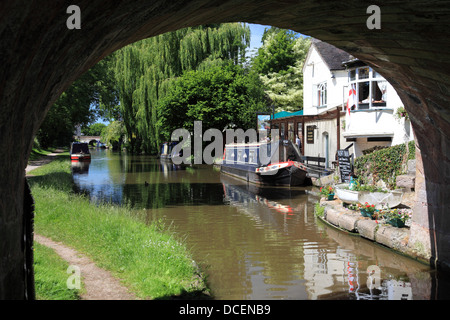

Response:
(221, 139), (308, 186)
(70, 142), (91, 161)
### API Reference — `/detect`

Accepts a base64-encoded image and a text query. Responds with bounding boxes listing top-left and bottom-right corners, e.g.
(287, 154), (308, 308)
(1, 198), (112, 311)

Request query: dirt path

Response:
(27, 150), (137, 300)
(26, 149), (66, 174)
(34, 234), (137, 300)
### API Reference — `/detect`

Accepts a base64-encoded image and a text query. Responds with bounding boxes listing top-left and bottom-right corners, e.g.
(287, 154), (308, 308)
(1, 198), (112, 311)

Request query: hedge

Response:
(354, 140), (415, 190)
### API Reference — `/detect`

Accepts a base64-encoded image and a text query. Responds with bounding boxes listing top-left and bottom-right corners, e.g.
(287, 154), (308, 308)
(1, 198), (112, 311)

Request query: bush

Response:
(354, 140), (415, 190)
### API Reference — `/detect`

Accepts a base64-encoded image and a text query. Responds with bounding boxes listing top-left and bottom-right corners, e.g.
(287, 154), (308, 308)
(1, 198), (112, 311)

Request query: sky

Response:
(247, 23), (271, 57)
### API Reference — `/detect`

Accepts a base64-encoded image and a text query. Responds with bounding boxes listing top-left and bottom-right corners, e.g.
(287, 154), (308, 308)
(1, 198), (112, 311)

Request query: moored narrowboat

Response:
(159, 142), (178, 161)
(70, 142), (91, 161)
(220, 140), (308, 186)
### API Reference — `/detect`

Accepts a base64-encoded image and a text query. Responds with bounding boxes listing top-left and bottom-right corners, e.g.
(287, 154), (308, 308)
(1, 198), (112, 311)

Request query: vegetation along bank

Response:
(28, 153), (209, 299)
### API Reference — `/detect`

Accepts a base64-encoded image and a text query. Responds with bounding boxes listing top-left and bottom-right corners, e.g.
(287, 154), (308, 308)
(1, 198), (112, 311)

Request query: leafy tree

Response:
(111, 23), (251, 154)
(251, 27), (310, 112)
(81, 122), (107, 136)
(37, 56), (117, 148)
(252, 28), (298, 74)
(157, 63), (269, 140)
(101, 121), (125, 150)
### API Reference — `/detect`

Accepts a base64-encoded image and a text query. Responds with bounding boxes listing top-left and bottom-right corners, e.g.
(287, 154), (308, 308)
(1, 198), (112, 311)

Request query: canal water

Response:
(71, 149), (450, 300)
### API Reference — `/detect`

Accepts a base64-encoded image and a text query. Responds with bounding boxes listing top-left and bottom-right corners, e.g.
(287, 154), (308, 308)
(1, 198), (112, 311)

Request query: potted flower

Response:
(358, 202), (376, 219)
(381, 209), (411, 228)
(320, 185), (335, 200)
(395, 106), (409, 121)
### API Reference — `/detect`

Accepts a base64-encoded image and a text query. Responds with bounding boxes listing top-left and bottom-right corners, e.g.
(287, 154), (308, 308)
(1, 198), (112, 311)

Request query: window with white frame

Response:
(348, 66), (387, 109)
(313, 82), (327, 107)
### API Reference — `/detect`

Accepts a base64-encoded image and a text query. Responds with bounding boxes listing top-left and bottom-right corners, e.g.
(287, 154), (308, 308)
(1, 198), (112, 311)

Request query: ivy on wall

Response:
(354, 140), (416, 189)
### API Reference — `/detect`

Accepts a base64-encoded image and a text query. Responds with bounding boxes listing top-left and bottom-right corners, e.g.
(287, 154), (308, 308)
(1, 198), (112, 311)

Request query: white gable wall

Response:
(303, 46), (347, 116)
(302, 43), (414, 165)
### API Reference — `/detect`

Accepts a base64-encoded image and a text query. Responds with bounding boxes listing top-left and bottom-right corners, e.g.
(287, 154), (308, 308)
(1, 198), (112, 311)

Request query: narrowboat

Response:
(70, 142), (91, 161)
(220, 140), (308, 186)
(159, 142), (178, 161)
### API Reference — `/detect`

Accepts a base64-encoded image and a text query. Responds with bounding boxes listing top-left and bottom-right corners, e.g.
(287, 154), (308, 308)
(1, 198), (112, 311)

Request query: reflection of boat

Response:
(221, 140), (308, 186)
(159, 158), (186, 172)
(70, 159), (90, 174)
(70, 142), (91, 161)
(159, 142), (178, 161)
(221, 174), (307, 217)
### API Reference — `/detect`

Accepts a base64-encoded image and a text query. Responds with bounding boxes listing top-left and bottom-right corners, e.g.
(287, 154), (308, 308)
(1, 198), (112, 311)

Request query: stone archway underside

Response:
(1, 0), (450, 298)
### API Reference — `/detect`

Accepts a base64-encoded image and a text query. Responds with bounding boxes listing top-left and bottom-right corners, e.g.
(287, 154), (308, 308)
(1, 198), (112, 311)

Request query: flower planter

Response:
(387, 218), (405, 228)
(335, 184), (403, 209)
(358, 190), (403, 209)
(335, 184), (359, 203)
(327, 193), (335, 201)
(360, 209), (370, 217)
(360, 209), (376, 219)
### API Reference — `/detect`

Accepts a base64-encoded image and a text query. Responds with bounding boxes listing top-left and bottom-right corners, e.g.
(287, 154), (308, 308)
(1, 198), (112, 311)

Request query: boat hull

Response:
(221, 162), (307, 186)
(70, 154), (91, 161)
(258, 164), (307, 186)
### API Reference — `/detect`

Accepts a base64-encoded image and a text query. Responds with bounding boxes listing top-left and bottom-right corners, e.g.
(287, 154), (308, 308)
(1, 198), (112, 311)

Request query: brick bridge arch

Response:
(1, 0), (450, 298)
(77, 136), (102, 145)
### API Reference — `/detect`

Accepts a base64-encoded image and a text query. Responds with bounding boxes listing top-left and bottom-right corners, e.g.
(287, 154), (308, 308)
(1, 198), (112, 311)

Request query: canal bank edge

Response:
(315, 198), (431, 266)
(27, 151), (211, 300)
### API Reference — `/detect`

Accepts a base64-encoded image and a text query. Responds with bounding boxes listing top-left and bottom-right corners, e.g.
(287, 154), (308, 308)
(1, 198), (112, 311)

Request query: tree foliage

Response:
(251, 27), (310, 112)
(101, 121), (125, 150)
(158, 63), (268, 140)
(111, 23), (251, 154)
(81, 122), (107, 136)
(37, 56), (117, 148)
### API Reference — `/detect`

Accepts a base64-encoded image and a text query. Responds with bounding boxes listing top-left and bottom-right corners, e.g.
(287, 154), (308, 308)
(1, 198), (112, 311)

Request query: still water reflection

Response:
(72, 149), (450, 300)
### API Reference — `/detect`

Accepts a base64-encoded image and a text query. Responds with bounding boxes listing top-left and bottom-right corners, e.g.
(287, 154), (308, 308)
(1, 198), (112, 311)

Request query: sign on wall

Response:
(306, 126), (314, 144)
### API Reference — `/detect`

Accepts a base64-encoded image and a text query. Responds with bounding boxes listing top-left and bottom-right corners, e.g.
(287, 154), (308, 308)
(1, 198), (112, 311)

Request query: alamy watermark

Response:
(367, 5), (381, 30)
(170, 121), (280, 166)
(66, 5), (81, 30)
(66, 265), (81, 290)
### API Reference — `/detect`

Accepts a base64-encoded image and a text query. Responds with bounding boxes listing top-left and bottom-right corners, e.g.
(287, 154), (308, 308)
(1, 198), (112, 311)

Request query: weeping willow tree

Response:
(111, 23), (250, 154)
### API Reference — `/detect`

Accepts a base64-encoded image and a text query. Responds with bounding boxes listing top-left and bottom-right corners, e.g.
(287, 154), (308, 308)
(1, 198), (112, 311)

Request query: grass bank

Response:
(29, 156), (209, 299)
(34, 242), (84, 300)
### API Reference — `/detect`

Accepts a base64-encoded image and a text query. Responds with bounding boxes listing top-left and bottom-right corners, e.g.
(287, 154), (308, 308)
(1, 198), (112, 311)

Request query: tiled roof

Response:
(312, 39), (354, 70)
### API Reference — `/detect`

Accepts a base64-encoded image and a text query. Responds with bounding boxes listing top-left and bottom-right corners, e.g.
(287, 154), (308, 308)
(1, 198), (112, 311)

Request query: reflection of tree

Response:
(122, 182), (225, 209)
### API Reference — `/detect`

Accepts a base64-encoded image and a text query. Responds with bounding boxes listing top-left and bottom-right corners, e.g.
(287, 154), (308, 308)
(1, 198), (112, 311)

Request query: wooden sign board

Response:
(306, 126), (314, 144)
(337, 149), (352, 182)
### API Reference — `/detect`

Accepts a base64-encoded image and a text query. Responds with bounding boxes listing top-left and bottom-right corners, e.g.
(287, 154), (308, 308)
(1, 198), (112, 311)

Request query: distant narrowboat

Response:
(70, 142), (91, 161)
(221, 140), (308, 186)
(159, 142), (178, 161)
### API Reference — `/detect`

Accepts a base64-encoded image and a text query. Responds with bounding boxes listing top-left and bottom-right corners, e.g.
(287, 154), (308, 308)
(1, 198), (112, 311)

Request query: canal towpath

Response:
(26, 149), (137, 300)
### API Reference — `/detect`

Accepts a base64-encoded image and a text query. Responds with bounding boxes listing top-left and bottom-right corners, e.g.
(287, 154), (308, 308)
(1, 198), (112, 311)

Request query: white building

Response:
(301, 39), (413, 164)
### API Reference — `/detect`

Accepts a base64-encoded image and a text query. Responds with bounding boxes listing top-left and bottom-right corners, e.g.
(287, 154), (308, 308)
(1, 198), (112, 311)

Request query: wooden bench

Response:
(302, 156), (332, 178)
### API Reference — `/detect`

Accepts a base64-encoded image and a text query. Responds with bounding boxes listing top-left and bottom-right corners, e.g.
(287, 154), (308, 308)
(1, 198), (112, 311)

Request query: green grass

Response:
(29, 158), (209, 299)
(314, 202), (325, 217)
(34, 242), (83, 300)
